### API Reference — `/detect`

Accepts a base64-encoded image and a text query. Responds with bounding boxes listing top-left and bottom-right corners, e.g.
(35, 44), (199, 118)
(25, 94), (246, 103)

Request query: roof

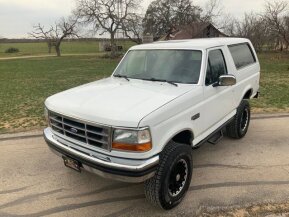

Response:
(160, 22), (228, 41)
(131, 38), (250, 50)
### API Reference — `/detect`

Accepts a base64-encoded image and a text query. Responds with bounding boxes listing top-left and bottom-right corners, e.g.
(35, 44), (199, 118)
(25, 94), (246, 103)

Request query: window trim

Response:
(228, 42), (257, 70)
(205, 48), (228, 86)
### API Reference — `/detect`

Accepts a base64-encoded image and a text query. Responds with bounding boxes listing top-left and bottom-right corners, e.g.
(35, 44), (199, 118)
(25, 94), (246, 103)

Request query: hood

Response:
(45, 77), (194, 127)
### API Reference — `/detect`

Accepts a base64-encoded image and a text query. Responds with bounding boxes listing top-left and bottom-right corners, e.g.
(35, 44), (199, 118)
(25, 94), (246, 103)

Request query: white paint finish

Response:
(45, 77), (193, 128)
(45, 38), (260, 160)
(202, 46), (235, 131)
(130, 38), (252, 50)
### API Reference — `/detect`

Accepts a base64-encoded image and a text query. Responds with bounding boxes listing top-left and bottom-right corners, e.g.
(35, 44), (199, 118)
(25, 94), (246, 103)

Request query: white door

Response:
(202, 47), (235, 131)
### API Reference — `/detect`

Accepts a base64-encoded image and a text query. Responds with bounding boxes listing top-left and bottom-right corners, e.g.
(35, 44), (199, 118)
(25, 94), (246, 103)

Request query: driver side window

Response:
(206, 49), (227, 86)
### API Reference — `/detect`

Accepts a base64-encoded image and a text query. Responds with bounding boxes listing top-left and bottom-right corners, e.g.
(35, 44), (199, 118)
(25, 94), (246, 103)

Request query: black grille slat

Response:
(87, 132), (105, 141)
(66, 132), (87, 143)
(87, 125), (108, 135)
(88, 139), (104, 148)
(63, 118), (85, 129)
(48, 111), (111, 151)
(87, 136), (107, 144)
(50, 117), (62, 124)
(51, 125), (64, 134)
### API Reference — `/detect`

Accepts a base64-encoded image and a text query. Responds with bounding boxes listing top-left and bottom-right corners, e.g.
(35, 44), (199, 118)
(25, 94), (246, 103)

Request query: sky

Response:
(0, 0), (268, 39)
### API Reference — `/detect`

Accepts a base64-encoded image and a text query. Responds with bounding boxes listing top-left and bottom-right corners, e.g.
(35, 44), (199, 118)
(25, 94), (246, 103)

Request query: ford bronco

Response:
(44, 38), (260, 209)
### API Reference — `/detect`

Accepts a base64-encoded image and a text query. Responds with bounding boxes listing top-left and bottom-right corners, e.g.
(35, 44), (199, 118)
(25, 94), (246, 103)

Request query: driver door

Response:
(202, 47), (235, 130)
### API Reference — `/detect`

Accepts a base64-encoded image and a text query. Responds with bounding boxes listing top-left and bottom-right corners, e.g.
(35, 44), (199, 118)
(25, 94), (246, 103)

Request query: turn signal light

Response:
(112, 142), (152, 152)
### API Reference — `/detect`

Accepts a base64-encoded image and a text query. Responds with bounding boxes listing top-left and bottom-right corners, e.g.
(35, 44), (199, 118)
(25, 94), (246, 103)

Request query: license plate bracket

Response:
(62, 156), (81, 172)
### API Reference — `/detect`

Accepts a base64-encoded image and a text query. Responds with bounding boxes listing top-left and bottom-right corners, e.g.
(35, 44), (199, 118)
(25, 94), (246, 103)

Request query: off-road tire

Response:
(144, 141), (192, 210)
(226, 99), (250, 139)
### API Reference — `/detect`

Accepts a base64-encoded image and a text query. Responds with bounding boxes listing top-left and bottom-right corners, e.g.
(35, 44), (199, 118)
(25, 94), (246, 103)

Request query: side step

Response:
(207, 130), (223, 145)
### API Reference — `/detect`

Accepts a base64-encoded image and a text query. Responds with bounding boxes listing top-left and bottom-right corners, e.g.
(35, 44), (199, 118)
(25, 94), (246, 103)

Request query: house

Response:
(160, 22), (228, 41)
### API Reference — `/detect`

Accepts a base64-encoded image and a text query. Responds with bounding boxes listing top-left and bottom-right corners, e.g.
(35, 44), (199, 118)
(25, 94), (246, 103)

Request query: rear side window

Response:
(228, 43), (256, 69)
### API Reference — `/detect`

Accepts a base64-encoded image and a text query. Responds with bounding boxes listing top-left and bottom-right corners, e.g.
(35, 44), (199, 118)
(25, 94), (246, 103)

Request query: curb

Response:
(0, 130), (43, 142)
(251, 113), (289, 120)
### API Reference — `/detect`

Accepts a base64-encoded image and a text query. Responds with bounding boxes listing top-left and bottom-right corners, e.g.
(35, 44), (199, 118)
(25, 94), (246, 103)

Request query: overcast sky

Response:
(0, 0), (267, 38)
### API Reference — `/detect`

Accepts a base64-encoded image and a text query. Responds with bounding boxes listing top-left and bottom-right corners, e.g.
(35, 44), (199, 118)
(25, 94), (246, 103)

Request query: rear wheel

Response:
(226, 99), (250, 139)
(144, 141), (192, 210)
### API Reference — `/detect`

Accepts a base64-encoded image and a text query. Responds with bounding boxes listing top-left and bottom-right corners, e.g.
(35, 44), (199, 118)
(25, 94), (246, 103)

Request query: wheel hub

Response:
(168, 159), (188, 197)
(176, 174), (180, 182)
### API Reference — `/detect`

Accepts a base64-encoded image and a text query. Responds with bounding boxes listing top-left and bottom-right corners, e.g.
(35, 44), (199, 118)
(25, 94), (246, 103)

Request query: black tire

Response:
(144, 141), (192, 210)
(226, 99), (250, 139)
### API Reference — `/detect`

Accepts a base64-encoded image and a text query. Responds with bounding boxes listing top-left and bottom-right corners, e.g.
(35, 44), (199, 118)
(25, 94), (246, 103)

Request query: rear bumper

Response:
(44, 127), (159, 183)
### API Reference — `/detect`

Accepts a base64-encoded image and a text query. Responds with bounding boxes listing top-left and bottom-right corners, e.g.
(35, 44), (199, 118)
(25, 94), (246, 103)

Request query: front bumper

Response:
(44, 128), (159, 183)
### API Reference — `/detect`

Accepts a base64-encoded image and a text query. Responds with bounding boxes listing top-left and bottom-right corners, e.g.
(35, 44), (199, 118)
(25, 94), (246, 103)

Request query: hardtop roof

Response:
(130, 37), (251, 50)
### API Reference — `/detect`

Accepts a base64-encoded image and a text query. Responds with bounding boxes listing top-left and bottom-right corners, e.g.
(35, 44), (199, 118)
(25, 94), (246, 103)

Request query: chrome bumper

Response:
(44, 127), (159, 183)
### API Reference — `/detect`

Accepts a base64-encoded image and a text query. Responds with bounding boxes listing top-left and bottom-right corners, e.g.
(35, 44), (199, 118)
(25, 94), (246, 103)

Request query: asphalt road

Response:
(1, 115), (289, 217)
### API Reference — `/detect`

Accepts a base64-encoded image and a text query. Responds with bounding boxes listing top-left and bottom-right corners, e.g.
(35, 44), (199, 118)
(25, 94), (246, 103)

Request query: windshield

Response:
(114, 50), (202, 84)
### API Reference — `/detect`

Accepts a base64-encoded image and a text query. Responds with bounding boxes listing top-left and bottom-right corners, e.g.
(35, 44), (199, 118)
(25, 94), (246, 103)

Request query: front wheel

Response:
(226, 99), (251, 139)
(144, 141), (192, 210)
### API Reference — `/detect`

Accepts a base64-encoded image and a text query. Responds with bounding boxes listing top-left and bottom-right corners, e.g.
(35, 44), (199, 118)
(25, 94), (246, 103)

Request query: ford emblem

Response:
(70, 128), (78, 133)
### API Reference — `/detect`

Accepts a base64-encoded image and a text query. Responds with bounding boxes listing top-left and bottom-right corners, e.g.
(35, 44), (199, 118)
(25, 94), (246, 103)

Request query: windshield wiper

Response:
(113, 74), (130, 81)
(148, 78), (178, 87)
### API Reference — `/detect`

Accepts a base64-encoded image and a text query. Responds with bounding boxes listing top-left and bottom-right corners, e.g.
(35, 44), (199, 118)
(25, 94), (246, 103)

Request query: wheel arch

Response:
(161, 129), (194, 152)
(237, 87), (253, 105)
(243, 88), (253, 99)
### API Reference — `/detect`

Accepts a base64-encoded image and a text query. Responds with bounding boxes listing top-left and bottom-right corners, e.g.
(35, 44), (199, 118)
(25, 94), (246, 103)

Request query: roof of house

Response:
(159, 22), (228, 41)
(130, 38), (250, 50)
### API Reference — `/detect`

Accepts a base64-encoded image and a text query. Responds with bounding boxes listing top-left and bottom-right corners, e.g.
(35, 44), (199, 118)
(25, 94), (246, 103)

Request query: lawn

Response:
(0, 40), (136, 57)
(0, 56), (119, 132)
(0, 51), (288, 133)
(251, 52), (289, 113)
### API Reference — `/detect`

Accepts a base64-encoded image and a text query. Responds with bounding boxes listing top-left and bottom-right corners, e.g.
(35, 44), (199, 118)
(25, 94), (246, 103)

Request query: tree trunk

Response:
(47, 42), (52, 54)
(55, 43), (61, 57)
(110, 33), (116, 59)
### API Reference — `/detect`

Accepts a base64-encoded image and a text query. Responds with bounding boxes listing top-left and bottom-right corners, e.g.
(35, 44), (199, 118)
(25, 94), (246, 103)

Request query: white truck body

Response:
(44, 38), (260, 183)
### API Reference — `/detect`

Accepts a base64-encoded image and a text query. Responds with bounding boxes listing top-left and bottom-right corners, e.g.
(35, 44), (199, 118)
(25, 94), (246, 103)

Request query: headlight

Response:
(112, 128), (152, 152)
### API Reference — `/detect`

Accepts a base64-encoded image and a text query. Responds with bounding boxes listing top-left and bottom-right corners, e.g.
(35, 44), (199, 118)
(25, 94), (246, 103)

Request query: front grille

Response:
(49, 111), (111, 151)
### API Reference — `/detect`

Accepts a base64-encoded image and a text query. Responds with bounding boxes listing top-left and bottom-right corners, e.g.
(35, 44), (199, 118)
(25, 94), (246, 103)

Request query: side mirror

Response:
(215, 74), (236, 87)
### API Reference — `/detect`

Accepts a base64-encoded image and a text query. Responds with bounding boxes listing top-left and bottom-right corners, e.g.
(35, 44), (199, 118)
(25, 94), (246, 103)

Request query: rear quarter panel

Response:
(225, 41), (260, 108)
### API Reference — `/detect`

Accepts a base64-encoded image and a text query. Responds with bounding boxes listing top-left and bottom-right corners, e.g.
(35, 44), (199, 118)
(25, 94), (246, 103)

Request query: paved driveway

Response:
(0, 115), (289, 217)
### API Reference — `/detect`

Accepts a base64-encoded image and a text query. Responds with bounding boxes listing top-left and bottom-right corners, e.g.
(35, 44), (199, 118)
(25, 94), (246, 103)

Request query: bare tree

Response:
(263, 0), (289, 50)
(75, 0), (139, 58)
(122, 13), (143, 44)
(218, 13), (237, 36)
(237, 13), (269, 52)
(30, 16), (79, 57)
(29, 24), (55, 53)
(201, 0), (223, 23)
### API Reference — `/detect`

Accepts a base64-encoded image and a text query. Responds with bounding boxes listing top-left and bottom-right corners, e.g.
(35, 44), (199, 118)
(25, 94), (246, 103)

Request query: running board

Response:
(207, 130), (223, 145)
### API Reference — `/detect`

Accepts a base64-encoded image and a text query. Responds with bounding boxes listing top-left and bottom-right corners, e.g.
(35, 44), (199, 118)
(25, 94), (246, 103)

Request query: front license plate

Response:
(62, 156), (81, 172)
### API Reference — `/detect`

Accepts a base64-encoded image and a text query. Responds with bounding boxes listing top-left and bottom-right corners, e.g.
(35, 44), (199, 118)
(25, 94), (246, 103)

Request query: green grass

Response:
(0, 56), (119, 132)
(0, 51), (288, 133)
(251, 52), (289, 113)
(0, 40), (136, 57)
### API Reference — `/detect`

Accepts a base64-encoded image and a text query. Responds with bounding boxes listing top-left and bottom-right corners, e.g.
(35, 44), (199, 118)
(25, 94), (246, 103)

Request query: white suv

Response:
(44, 38), (260, 209)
